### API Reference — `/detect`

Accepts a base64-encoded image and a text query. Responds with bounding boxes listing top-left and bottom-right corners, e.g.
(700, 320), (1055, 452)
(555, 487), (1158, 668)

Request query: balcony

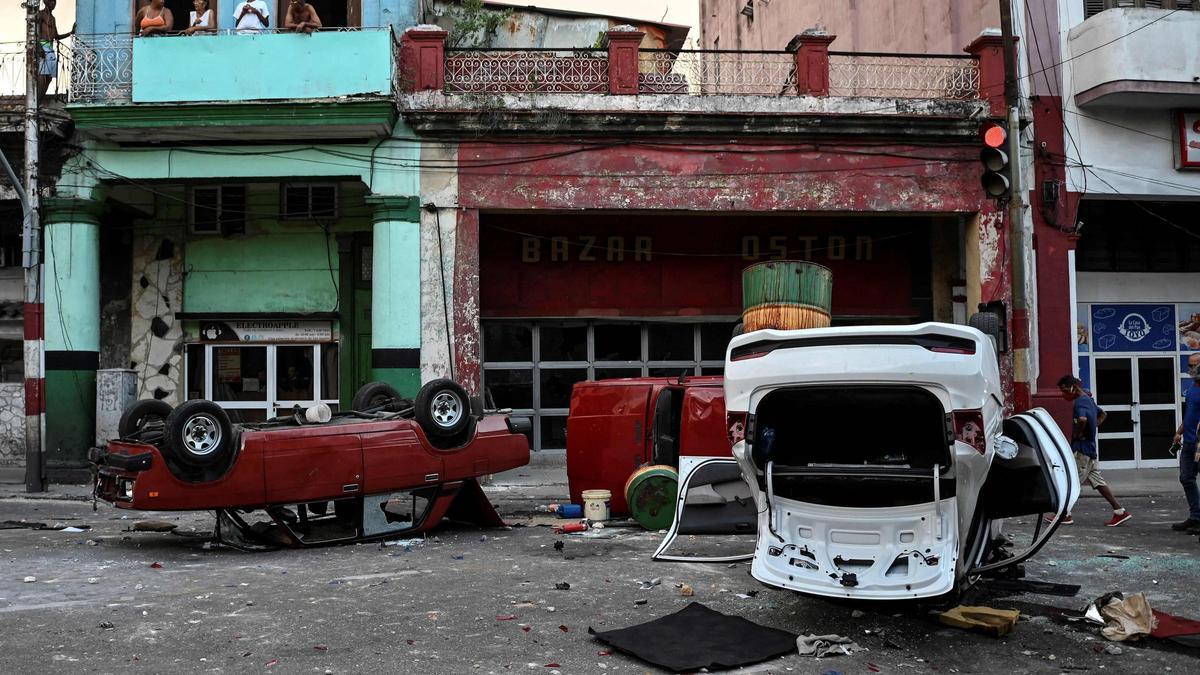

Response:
(397, 27), (996, 139)
(1068, 7), (1200, 107)
(66, 29), (396, 142)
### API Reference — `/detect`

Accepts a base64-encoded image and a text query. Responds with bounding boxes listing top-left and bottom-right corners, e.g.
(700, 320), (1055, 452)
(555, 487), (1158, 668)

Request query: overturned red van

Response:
(565, 376), (731, 517)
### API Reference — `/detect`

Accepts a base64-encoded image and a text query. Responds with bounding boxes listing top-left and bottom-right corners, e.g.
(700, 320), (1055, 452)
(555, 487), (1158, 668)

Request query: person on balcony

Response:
(283, 0), (323, 34)
(235, 0), (272, 34)
(37, 0), (74, 97)
(135, 0), (175, 37)
(184, 0), (217, 35)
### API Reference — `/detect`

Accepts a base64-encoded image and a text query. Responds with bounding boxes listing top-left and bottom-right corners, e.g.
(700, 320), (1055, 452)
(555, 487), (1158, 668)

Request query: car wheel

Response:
(118, 399), (173, 441)
(165, 400), (234, 469)
(352, 381), (403, 412)
(415, 379), (471, 439)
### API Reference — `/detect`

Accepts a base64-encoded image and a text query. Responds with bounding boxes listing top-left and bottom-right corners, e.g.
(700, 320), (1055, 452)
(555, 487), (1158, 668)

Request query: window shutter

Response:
(192, 187), (220, 233)
(310, 185), (338, 219)
(220, 185), (247, 236)
(283, 185), (308, 220)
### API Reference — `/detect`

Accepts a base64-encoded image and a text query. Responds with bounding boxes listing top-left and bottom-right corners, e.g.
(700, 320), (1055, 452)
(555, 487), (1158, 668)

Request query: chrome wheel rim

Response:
(431, 391), (463, 428)
(182, 414), (222, 456)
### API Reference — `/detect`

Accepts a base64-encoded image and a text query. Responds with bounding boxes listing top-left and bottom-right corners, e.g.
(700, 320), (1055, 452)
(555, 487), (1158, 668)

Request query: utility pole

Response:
(998, 0), (1031, 406)
(23, 0), (46, 492)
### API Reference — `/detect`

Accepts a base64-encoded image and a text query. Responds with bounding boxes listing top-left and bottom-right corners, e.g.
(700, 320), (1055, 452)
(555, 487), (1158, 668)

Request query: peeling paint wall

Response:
(0, 382), (23, 465)
(130, 234), (186, 405)
(419, 141), (461, 385)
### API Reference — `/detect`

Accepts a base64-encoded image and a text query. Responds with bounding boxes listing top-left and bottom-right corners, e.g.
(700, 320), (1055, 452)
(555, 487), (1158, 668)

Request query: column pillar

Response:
(42, 197), (104, 477)
(793, 30), (835, 96)
(367, 195), (422, 397)
(964, 30), (1011, 119)
(605, 27), (645, 95)
(399, 26), (448, 92)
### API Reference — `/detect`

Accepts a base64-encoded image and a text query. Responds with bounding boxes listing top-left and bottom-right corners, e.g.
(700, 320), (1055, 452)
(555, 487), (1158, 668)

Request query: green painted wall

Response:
(370, 218), (421, 349)
(132, 31), (393, 104)
(45, 370), (96, 472)
(44, 221), (100, 352)
(72, 127), (419, 200)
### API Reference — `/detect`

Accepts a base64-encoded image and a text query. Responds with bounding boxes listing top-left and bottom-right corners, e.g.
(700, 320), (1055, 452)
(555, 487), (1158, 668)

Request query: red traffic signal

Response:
(979, 122), (1010, 198)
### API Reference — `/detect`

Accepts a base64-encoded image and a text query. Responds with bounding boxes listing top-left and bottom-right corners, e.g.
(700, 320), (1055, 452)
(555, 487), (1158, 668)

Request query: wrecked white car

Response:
(655, 323), (1079, 601)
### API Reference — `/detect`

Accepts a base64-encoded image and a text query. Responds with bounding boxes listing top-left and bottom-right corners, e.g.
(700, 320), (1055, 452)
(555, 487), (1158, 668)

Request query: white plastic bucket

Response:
(582, 489), (612, 522)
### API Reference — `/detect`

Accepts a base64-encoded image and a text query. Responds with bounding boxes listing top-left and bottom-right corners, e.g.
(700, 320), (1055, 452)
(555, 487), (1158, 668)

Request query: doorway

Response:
(185, 343), (340, 422)
(1093, 355), (1178, 469)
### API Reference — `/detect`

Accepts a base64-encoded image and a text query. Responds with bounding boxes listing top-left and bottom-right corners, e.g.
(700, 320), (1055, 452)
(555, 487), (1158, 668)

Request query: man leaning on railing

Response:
(38, 0), (74, 97)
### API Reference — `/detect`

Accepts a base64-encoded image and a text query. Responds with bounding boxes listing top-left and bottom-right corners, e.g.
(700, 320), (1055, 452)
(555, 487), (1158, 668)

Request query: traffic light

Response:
(980, 121), (1010, 198)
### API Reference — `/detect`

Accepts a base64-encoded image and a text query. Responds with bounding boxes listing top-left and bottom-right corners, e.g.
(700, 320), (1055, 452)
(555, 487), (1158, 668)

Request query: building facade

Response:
(24, 0), (1027, 479)
(1026, 1), (1200, 470)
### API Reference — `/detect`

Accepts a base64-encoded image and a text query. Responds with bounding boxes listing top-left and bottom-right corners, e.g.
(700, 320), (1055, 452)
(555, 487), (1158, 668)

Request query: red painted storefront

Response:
(445, 140), (1013, 400)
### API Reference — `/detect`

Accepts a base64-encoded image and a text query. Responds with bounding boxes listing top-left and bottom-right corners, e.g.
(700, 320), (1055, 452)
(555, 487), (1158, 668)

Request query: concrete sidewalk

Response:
(0, 457), (1185, 506)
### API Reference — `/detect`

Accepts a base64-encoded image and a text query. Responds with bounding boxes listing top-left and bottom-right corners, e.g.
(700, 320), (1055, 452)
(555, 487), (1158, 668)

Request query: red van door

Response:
(566, 382), (654, 515)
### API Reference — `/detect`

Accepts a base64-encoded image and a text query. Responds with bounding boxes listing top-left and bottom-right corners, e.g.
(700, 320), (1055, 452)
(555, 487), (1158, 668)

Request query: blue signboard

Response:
(1079, 356), (1091, 393)
(1090, 304), (1175, 352)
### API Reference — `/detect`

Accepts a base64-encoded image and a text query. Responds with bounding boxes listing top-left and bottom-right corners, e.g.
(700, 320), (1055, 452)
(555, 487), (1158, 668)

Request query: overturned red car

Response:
(94, 379), (531, 548)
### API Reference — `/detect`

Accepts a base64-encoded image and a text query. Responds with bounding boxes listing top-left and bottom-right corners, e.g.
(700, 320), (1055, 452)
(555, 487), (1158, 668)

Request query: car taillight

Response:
(953, 409), (986, 454)
(730, 350), (770, 362)
(727, 412), (747, 447)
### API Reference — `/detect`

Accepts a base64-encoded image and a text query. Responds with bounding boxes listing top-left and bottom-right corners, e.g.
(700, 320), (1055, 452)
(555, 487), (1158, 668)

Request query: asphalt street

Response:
(1, 480), (1199, 673)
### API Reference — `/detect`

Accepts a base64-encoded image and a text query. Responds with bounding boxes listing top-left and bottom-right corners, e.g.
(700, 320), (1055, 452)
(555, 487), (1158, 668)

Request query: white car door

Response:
(968, 407), (1080, 576)
(652, 456), (758, 563)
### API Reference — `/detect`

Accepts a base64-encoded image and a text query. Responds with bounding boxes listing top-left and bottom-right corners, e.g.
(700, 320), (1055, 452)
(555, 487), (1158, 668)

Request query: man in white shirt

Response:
(234, 0), (270, 34)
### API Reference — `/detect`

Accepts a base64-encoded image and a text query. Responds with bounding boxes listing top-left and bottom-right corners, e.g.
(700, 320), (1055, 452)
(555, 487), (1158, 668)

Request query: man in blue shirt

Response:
(1050, 375), (1131, 527)
(1171, 353), (1200, 534)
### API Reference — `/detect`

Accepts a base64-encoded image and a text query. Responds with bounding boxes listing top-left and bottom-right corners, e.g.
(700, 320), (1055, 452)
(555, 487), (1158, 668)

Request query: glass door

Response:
(187, 343), (340, 423)
(1094, 355), (1179, 469)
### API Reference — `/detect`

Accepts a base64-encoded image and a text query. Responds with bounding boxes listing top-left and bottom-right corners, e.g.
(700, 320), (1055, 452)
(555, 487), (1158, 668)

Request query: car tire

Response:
(415, 379), (471, 439)
(352, 381), (403, 412)
(731, 322), (744, 338)
(165, 400), (234, 469)
(118, 399), (173, 440)
(969, 311), (1003, 352)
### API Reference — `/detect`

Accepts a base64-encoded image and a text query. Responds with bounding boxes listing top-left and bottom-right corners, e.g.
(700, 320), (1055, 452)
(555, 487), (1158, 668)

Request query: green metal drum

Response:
(624, 465), (678, 531)
(741, 261), (833, 331)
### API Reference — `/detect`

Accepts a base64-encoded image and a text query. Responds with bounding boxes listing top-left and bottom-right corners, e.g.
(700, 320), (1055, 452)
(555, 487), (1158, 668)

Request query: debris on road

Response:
(938, 606), (1020, 637)
(637, 578), (662, 590)
(795, 634), (866, 658)
(679, 584), (694, 597)
(22, 576), (35, 583)
(1095, 592), (1156, 642)
(589, 603), (796, 673)
(555, 582), (571, 590)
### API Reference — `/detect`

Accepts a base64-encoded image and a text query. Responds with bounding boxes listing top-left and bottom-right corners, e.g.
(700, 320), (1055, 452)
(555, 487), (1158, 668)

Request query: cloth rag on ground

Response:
(588, 602), (797, 673)
(1097, 592), (1156, 642)
(938, 605), (1021, 637)
(1151, 609), (1200, 648)
(796, 633), (866, 657)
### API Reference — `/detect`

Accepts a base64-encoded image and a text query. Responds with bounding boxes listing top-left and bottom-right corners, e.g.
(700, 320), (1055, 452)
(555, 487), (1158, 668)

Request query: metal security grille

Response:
(481, 319), (737, 452)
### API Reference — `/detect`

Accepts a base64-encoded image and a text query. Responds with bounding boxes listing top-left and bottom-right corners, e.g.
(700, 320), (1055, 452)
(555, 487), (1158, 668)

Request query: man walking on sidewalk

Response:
(1049, 375), (1132, 527)
(1171, 353), (1200, 535)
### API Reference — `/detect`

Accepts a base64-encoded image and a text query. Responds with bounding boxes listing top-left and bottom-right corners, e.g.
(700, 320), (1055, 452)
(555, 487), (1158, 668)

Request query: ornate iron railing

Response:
(827, 52), (979, 100)
(69, 34), (133, 103)
(637, 49), (797, 96)
(444, 48), (608, 94)
(0, 40), (72, 98)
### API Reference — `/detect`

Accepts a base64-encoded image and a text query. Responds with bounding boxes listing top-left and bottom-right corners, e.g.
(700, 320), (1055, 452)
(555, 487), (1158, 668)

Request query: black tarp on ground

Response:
(588, 602), (797, 672)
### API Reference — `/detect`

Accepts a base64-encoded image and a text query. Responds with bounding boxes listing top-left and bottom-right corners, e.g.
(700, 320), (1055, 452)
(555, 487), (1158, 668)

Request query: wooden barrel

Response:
(741, 261), (832, 331)
(624, 464), (678, 531)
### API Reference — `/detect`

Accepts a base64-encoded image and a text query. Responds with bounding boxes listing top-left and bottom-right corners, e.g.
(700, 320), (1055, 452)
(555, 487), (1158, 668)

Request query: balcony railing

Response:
(69, 33), (132, 103)
(828, 52), (979, 100)
(637, 50), (797, 96)
(1, 40), (72, 98)
(445, 48), (608, 94)
(67, 28), (390, 104)
(401, 28), (996, 105)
